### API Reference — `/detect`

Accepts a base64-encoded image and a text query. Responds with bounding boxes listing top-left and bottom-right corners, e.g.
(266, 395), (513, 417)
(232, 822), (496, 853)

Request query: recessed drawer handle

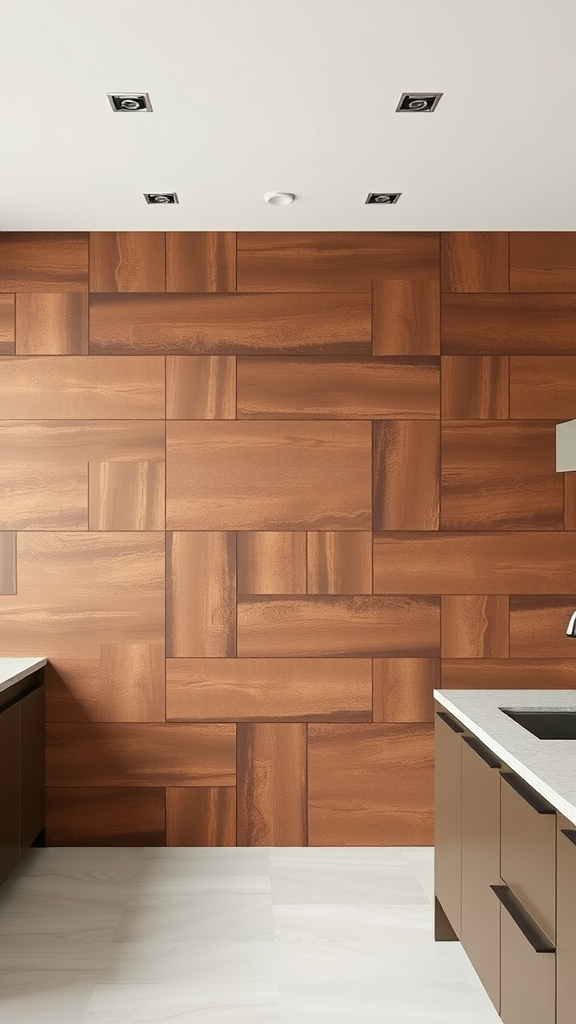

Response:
(490, 885), (555, 953)
(560, 828), (576, 848)
(501, 772), (555, 814)
(436, 711), (464, 733)
(462, 734), (501, 768)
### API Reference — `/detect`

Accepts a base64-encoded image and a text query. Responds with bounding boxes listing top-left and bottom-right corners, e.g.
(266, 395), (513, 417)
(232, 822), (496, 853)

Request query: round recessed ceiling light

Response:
(264, 192), (295, 205)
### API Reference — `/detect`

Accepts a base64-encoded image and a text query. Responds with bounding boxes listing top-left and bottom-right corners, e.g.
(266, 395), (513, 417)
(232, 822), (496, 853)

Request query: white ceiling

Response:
(1, 0), (575, 231)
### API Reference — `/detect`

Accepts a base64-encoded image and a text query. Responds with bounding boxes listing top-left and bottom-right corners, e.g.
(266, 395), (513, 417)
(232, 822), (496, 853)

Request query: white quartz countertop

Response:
(0, 658), (47, 696)
(434, 688), (576, 828)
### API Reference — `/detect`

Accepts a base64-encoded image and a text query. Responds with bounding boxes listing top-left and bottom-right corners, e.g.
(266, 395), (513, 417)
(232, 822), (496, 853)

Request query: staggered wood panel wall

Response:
(2, 230), (576, 846)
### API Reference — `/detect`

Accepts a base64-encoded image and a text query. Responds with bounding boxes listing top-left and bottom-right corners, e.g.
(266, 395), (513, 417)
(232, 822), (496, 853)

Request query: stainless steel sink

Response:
(499, 708), (576, 739)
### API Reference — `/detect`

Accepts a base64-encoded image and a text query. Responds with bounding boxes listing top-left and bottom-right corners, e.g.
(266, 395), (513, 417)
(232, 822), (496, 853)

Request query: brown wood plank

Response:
(46, 788), (166, 846)
(166, 232), (236, 292)
(374, 532), (576, 594)
(373, 421), (439, 530)
(565, 474), (576, 530)
(0, 294), (15, 353)
(510, 597), (576, 658)
(89, 293), (371, 355)
(307, 532), (372, 595)
(307, 723), (434, 845)
(166, 356), (236, 419)
(46, 723), (235, 786)
(99, 643), (165, 722)
(441, 596), (509, 657)
(166, 787), (236, 845)
(88, 461), (165, 531)
(0, 355), (165, 419)
(237, 596), (440, 657)
(0, 532), (16, 595)
(237, 532), (306, 594)
(237, 723), (307, 845)
(166, 532), (236, 658)
(441, 232), (509, 292)
(372, 280), (440, 355)
(441, 659), (576, 689)
(510, 356), (576, 418)
(89, 232), (166, 292)
(15, 293), (88, 354)
(166, 658), (372, 722)
(441, 356), (509, 419)
(236, 357), (439, 419)
(166, 421), (372, 531)
(442, 294), (576, 354)
(236, 232), (439, 291)
(372, 658), (439, 722)
(44, 657), (103, 723)
(510, 232), (576, 291)
(441, 423), (563, 530)
(0, 233), (88, 291)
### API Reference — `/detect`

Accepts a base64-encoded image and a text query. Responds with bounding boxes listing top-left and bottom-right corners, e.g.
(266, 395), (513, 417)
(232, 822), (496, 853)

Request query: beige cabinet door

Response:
(434, 707), (463, 939)
(493, 883), (555, 1024)
(556, 815), (576, 1024)
(500, 772), (556, 943)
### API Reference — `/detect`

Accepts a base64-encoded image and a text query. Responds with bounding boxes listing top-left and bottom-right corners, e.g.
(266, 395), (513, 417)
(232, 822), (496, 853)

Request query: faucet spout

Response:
(566, 611), (576, 637)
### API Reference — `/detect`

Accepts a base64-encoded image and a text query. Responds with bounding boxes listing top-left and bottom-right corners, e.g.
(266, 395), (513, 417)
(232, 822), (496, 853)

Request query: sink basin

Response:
(499, 708), (576, 740)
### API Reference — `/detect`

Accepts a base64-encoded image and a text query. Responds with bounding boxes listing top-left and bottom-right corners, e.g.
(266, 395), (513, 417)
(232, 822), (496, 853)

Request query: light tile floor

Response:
(0, 847), (502, 1023)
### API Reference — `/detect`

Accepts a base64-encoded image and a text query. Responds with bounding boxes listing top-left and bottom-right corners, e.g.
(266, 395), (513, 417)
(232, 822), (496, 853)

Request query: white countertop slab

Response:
(434, 689), (576, 827)
(0, 657), (47, 696)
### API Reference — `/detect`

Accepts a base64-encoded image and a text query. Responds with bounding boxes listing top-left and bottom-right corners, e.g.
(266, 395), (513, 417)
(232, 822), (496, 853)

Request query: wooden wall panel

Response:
(372, 658), (439, 723)
(166, 658), (372, 722)
(0, 294), (15, 353)
(237, 357), (439, 419)
(166, 787), (236, 846)
(441, 232), (509, 292)
(166, 532), (236, 658)
(441, 596), (509, 658)
(510, 232), (576, 291)
(88, 461), (165, 530)
(89, 232), (166, 292)
(509, 598), (576, 658)
(441, 356), (509, 419)
(441, 659), (576, 689)
(99, 643), (165, 722)
(89, 293), (371, 355)
(0, 233), (88, 291)
(15, 293), (88, 354)
(373, 421), (439, 530)
(166, 356), (236, 419)
(372, 280), (439, 355)
(46, 788), (166, 846)
(307, 531), (372, 595)
(166, 232), (236, 293)
(510, 356), (576, 418)
(237, 723), (307, 845)
(237, 532), (306, 594)
(166, 421), (372, 531)
(0, 532), (17, 595)
(307, 724), (434, 845)
(442, 294), (576, 354)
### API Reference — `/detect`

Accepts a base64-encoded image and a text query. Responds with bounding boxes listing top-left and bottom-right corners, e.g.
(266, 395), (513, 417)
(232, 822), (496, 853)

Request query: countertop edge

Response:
(0, 658), (47, 696)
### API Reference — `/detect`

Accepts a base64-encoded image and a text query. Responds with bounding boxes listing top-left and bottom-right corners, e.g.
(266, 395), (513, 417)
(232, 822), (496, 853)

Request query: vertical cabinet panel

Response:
(556, 816), (576, 1024)
(0, 703), (20, 886)
(434, 709), (463, 938)
(500, 907), (555, 1024)
(500, 773), (556, 942)
(19, 686), (45, 850)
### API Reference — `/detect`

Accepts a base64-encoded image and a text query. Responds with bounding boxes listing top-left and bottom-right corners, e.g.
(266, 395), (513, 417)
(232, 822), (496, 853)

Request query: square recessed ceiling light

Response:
(396, 92), (442, 112)
(108, 93), (153, 112)
(365, 193), (401, 205)
(144, 193), (179, 204)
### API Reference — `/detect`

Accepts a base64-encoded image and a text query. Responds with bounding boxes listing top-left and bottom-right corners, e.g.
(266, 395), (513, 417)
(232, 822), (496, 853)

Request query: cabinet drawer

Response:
(495, 884), (555, 1024)
(500, 772), (556, 943)
(434, 709), (463, 937)
(556, 816), (576, 1024)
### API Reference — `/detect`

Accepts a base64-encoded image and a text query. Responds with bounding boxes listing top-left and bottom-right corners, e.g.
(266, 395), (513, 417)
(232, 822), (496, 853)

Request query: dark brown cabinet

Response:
(0, 702), (21, 886)
(0, 673), (45, 887)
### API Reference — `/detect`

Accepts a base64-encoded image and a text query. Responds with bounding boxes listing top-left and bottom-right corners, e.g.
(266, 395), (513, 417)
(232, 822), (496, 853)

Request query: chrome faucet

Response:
(567, 612), (576, 637)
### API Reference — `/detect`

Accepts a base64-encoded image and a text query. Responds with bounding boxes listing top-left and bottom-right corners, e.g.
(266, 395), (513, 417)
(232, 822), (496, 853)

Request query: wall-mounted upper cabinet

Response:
(556, 420), (576, 471)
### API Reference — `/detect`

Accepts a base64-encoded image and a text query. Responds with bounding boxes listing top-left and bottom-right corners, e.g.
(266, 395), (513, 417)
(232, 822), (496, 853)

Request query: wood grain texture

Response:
(44, 657), (103, 723)
(237, 357), (439, 419)
(565, 474), (576, 530)
(441, 294), (576, 354)
(372, 280), (439, 355)
(0, 532), (16, 595)
(89, 461), (165, 530)
(46, 723), (236, 786)
(46, 788), (166, 846)
(0, 355), (165, 419)
(166, 232), (236, 293)
(15, 293), (88, 354)
(89, 293), (371, 355)
(99, 643), (165, 722)
(509, 598), (576, 658)
(441, 423), (562, 530)
(374, 533), (576, 594)
(441, 233), (509, 292)
(441, 659), (576, 689)
(89, 232), (166, 292)
(307, 724), (434, 845)
(441, 596), (509, 657)
(166, 356), (236, 419)
(510, 356), (576, 418)
(166, 420), (372, 531)
(372, 658), (439, 722)
(373, 421), (439, 530)
(166, 658), (372, 722)
(237, 723), (307, 845)
(307, 532), (372, 595)
(441, 356), (509, 419)
(237, 596), (440, 657)
(510, 232), (576, 291)
(166, 532), (236, 658)
(236, 232), (439, 291)
(237, 532), (306, 594)
(0, 232), (88, 291)
(0, 294), (15, 353)
(166, 787), (236, 846)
